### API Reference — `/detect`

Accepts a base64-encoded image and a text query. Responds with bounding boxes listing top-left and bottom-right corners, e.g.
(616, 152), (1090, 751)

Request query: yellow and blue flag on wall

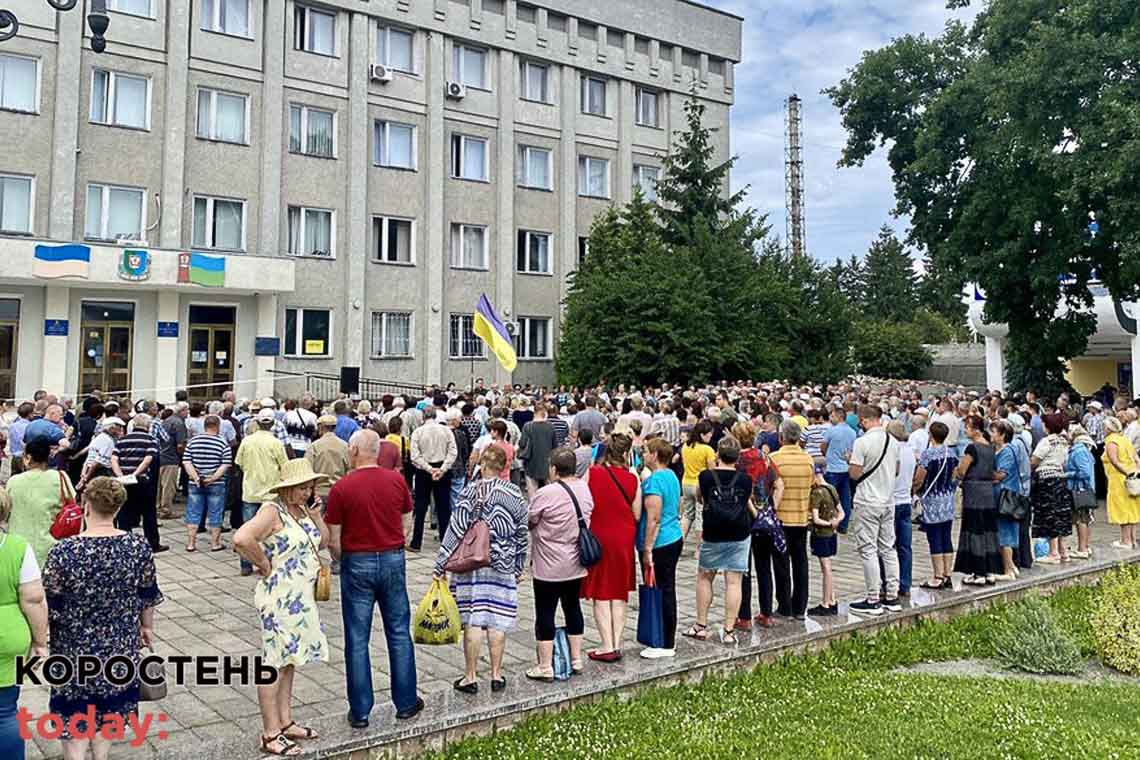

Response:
(473, 294), (517, 373)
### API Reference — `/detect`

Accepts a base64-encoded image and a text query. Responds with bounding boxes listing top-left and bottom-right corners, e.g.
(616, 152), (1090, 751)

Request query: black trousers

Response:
(773, 526), (809, 616)
(411, 465), (452, 549)
(117, 480), (162, 549)
(1094, 443), (1108, 500)
(650, 539), (683, 649)
(533, 577), (584, 640)
(741, 533), (777, 618)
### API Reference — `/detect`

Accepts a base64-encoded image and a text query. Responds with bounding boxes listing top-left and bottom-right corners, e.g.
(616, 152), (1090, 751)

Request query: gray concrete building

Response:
(0, 0), (741, 402)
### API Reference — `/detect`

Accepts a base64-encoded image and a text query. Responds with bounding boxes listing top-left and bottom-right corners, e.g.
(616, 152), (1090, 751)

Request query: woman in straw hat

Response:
(234, 459), (331, 757)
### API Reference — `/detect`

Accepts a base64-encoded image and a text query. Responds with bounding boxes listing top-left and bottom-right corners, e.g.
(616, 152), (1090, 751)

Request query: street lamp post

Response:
(0, 0), (109, 51)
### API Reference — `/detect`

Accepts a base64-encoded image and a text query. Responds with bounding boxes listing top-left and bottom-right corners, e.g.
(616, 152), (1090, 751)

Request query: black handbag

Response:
(557, 481), (602, 568)
(997, 489), (1030, 521)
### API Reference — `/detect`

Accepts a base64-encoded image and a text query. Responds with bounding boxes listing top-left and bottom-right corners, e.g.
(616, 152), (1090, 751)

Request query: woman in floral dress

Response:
(41, 477), (162, 760)
(234, 459), (330, 757)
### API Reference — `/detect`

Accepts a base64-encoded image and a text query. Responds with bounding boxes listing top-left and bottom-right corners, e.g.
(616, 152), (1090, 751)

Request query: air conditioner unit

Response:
(445, 81), (467, 100)
(505, 321), (519, 337)
(369, 63), (393, 83)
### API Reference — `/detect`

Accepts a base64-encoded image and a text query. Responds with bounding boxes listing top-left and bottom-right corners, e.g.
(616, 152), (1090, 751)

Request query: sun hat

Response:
(317, 414), (337, 426)
(260, 397), (278, 408)
(101, 417), (124, 428)
(269, 459), (329, 493)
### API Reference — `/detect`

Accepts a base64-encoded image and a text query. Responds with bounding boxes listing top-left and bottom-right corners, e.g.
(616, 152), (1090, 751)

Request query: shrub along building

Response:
(0, 0), (741, 402)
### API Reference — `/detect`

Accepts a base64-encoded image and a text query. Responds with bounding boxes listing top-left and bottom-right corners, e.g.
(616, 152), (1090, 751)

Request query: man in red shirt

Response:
(326, 429), (423, 727)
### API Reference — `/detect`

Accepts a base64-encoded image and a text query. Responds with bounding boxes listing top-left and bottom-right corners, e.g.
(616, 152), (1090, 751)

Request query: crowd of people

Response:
(1, 377), (1138, 757)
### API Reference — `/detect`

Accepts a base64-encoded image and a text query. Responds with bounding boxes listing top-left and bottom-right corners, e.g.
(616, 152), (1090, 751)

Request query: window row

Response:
(1, 50), (666, 128)
(283, 308), (551, 361)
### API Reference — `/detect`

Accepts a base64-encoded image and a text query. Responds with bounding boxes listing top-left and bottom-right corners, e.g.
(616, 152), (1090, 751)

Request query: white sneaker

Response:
(639, 647), (676, 659)
(1111, 541), (1137, 551)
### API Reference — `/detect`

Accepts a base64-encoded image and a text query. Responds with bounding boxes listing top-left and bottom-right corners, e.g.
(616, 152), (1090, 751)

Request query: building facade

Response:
(0, 0), (741, 402)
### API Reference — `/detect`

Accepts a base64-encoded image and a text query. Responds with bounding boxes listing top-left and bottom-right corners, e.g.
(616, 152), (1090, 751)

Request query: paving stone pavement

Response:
(17, 502), (1134, 760)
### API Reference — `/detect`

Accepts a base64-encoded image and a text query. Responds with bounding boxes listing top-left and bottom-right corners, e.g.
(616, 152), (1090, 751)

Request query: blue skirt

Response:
(698, 538), (750, 573)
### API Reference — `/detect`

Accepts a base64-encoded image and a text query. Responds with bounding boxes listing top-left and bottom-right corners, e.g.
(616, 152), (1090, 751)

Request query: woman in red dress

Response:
(581, 433), (640, 662)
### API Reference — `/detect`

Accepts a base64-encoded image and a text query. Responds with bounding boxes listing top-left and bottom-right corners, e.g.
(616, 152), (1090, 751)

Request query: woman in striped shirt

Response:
(183, 415), (233, 552)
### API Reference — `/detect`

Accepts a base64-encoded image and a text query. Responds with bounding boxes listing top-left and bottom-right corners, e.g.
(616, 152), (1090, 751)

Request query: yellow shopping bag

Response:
(413, 578), (461, 645)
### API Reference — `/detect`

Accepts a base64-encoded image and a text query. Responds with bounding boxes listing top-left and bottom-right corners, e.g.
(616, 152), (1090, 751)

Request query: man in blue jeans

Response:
(821, 406), (856, 533)
(326, 430), (423, 727)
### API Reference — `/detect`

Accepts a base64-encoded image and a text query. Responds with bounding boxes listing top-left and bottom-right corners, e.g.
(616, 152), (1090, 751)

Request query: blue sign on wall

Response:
(44, 319), (69, 337)
(157, 321), (179, 338)
(255, 337), (280, 357)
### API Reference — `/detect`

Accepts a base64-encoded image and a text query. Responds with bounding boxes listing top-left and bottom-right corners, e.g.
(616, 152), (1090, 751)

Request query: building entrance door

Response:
(79, 302), (134, 396)
(0, 299), (18, 402)
(187, 306), (235, 400)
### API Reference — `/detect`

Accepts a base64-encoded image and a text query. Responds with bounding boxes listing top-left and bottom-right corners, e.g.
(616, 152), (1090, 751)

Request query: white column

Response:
(154, 292), (179, 403)
(1131, 335), (1140, 399)
(343, 12), (370, 370)
(985, 336), (1006, 393)
(42, 286), (70, 391)
(425, 32), (446, 384)
(255, 294), (278, 399)
(495, 49), (516, 389)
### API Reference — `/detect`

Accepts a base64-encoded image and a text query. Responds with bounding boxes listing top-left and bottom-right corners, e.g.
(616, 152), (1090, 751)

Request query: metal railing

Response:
(266, 369), (427, 403)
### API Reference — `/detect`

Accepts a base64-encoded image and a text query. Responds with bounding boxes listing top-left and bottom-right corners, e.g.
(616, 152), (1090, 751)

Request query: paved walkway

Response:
(19, 504), (1135, 760)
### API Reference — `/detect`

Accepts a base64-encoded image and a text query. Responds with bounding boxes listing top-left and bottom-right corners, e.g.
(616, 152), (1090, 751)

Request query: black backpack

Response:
(704, 471), (750, 535)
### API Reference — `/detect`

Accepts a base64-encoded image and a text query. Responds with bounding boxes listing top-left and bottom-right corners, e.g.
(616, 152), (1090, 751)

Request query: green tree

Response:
(861, 225), (918, 322)
(851, 320), (934, 379)
(826, 0), (1140, 393)
(828, 254), (866, 307)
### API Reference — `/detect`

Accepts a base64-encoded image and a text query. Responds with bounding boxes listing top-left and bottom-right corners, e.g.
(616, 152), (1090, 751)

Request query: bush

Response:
(850, 319), (934, 379)
(992, 596), (1085, 675)
(1091, 565), (1140, 675)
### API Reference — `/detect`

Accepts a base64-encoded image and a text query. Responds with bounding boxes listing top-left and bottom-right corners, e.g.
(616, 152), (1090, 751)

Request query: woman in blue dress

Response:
(42, 477), (163, 760)
(911, 421), (959, 590)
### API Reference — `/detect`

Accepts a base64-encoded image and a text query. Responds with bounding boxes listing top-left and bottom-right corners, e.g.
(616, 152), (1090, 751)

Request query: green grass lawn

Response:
(431, 587), (1140, 759)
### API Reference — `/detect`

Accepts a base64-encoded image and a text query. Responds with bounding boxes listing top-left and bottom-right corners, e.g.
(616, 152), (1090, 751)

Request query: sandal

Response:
(210, 544), (226, 552)
(260, 734), (301, 756)
(919, 577), (944, 590)
(683, 623), (709, 641)
(280, 721), (318, 741)
(186, 545), (197, 552)
(453, 677), (478, 694)
(720, 628), (737, 645)
(525, 666), (554, 683)
(939, 576), (954, 590)
(571, 659), (584, 674)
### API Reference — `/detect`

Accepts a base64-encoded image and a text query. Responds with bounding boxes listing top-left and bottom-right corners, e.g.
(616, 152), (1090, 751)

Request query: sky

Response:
(702, 0), (980, 263)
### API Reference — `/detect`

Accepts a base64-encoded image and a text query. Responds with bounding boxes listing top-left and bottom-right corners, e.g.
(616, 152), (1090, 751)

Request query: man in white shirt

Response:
(888, 420), (916, 596)
(908, 407), (930, 457)
(848, 404), (901, 616)
(933, 398), (960, 452)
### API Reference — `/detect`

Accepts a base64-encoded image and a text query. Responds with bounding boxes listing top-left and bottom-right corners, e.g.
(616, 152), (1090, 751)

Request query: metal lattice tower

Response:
(784, 94), (807, 257)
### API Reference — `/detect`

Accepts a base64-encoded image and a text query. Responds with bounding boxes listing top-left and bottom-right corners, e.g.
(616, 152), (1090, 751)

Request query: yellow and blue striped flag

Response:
(473, 294), (517, 373)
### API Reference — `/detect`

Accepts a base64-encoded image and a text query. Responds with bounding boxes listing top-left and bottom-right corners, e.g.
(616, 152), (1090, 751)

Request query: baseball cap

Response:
(260, 397), (277, 408)
(317, 414), (337, 426)
(256, 408), (277, 423)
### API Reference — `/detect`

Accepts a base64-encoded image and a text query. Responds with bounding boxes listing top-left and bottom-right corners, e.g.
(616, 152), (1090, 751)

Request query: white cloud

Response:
(701, 0), (979, 261)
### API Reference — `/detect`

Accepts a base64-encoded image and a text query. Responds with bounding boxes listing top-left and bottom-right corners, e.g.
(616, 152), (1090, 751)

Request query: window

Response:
(287, 206), (334, 257)
(517, 145), (551, 189)
(284, 308), (331, 357)
(636, 87), (660, 127)
(294, 4), (335, 56)
(376, 25), (413, 72)
(578, 155), (610, 198)
(450, 223), (487, 269)
(289, 104), (335, 158)
(192, 195), (245, 250)
(578, 236), (589, 267)
(108, 0), (152, 17)
(200, 0), (250, 36)
(520, 60), (549, 102)
(634, 164), (660, 201)
(452, 43), (487, 89)
(449, 314), (485, 359)
(581, 76), (606, 115)
(90, 69), (149, 129)
(85, 184), (145, 242)
(0, 174), (32, 234)
(0, 54), (37, 113)
(196, 88), (248, 143)
(451, 134), (488, 181)
(372, 216), (414, 264)
(514, 317), (551, 360)
(373, 121), (416, 169)
(371, 312), (412, 357)
(516, 230), (551, 274)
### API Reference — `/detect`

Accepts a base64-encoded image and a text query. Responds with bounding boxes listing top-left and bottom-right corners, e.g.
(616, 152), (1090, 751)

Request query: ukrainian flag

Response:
(473, 294), (517, 373)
